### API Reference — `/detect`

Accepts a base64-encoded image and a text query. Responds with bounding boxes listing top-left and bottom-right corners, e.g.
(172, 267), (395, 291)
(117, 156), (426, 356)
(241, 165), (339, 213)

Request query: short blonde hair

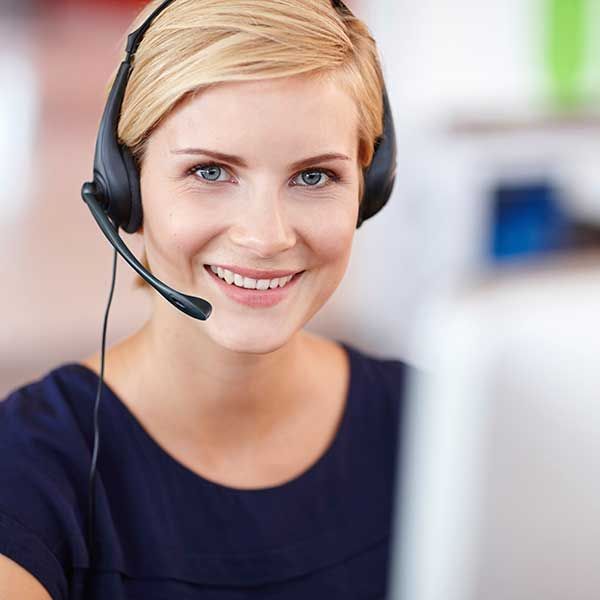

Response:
(113, 0), (385, 287)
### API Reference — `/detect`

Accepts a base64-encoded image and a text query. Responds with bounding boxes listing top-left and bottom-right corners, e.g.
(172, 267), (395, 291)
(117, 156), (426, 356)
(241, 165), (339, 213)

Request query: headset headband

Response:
(83, 0), (396, 248)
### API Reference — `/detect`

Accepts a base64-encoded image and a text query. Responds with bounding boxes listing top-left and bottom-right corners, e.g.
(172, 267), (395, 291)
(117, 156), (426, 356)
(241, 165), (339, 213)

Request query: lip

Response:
(206, 264), (301, 279)
(204, 265), (305, 308)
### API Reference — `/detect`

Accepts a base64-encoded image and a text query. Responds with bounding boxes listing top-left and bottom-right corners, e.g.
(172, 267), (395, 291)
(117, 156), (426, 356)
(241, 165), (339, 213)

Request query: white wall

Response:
(339, 0), (600, 364)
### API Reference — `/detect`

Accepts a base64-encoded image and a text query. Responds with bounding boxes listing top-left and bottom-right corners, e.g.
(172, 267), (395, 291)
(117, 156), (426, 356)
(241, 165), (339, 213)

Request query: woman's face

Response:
(139, 74), (361, 353)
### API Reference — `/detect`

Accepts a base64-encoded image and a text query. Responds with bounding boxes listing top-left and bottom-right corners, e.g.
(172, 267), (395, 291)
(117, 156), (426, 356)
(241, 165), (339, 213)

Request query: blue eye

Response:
(190, 164), (231, 182)
(292, 169), (336, 188)
(187, 163), (338, 188)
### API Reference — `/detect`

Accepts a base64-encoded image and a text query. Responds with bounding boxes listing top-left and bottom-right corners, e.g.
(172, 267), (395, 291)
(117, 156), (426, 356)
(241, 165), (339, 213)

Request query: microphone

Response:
(81, 181), (213, 321)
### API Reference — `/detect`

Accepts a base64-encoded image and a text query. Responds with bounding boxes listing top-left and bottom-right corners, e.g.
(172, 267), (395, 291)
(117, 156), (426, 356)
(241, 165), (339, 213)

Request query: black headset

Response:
(81, 0), (397, 323)
(81, 1), (396, 571)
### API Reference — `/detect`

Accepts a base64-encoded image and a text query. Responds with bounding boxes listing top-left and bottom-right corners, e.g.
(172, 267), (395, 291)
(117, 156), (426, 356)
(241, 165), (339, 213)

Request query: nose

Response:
(228, 188), (297, 258)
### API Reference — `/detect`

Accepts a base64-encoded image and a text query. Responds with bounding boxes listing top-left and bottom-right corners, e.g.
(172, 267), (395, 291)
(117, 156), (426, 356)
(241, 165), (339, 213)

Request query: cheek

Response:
(140, 173), (218, 272)
(311, 223), (354, 267)
(301, 198), (358, 265)
(299, 206), (356, 318)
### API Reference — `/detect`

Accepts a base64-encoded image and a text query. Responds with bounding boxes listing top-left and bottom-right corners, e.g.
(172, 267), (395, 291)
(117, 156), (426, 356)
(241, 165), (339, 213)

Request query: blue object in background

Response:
(489, 180), (572, 262)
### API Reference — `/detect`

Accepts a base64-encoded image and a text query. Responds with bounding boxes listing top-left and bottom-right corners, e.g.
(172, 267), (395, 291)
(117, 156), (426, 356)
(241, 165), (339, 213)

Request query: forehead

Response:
(155, 75), (359, 162)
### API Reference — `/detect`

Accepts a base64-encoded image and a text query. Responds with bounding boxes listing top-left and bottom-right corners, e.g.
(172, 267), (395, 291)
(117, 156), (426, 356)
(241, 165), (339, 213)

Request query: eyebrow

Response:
(169, 147), (351, 171)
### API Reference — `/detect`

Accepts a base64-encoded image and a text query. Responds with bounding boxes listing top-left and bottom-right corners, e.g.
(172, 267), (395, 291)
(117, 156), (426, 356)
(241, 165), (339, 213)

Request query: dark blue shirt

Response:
(0, 342), (407, 599)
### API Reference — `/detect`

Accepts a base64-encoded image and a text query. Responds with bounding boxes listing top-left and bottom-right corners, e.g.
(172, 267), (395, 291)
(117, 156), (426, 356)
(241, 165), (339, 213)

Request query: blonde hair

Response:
(113, 0), (385, 288)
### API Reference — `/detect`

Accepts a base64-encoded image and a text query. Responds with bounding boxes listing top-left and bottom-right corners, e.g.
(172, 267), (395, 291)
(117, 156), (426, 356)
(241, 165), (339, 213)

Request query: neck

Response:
(102, 310), (320, 455)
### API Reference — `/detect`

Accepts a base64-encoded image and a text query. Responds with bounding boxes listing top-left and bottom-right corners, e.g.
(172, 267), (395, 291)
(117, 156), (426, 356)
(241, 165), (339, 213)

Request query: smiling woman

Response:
(126, 0), (386, 289)
(137, 73), (364, 350)
(0, 1), (407, 599)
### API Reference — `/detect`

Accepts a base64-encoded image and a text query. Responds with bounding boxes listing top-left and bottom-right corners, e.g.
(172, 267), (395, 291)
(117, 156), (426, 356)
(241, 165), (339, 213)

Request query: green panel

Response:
(544, 0), (587, 108)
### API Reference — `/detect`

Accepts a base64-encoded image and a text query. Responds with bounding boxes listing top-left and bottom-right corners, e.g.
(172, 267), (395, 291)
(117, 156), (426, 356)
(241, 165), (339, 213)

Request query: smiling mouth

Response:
(203, 265), (306, 291)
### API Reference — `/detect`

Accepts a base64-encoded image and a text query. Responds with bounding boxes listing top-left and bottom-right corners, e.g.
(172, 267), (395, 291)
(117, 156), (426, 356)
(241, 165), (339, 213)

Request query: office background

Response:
(2, 0), (600, 396)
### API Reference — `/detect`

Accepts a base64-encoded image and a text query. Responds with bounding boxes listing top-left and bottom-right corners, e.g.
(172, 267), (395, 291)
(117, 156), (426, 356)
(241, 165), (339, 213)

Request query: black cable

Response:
(87, 234), (119, 567)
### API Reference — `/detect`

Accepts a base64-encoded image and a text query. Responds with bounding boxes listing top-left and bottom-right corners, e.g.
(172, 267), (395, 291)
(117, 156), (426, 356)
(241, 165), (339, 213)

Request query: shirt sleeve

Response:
(0, 510), (67, 600)
(0, 379), (91, 600)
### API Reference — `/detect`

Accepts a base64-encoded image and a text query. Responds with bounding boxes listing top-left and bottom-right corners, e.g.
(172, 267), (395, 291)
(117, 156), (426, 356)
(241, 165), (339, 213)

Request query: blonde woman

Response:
(0, 1), (407, 598)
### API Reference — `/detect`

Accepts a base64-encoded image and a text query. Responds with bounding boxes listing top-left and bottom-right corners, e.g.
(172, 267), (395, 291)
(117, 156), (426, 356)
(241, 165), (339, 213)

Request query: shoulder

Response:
(339, 341), (413, 455)
(0, 364), (95, 461)
(341, 341), (411, 404)
(0, 365), (93, 600)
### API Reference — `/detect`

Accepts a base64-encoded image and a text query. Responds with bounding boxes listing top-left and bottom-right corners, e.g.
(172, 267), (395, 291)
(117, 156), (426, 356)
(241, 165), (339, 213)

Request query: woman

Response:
(0, 0), (407, 598)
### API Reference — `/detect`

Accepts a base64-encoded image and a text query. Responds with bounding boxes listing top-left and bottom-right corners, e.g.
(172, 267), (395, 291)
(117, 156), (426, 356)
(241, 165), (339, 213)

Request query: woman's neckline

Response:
(66, 340), (357, 495)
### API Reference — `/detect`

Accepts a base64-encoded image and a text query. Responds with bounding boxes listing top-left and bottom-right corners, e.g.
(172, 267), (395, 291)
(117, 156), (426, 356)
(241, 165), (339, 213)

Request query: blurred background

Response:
(2, 0), (600, 395)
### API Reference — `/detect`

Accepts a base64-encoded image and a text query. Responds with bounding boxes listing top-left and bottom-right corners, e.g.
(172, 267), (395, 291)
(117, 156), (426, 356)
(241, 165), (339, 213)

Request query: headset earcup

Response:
(121, 146), (143, 233)
(358, 86), (397, 229)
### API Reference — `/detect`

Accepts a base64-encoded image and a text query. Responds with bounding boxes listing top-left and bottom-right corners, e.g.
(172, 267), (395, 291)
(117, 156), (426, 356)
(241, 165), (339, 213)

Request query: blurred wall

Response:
(1, 2), (148, 395)
(3, 0), (600, 396)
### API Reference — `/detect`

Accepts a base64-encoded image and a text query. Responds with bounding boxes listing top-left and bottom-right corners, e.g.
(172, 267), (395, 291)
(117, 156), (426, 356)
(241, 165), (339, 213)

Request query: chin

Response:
(208, 323), (297, 356)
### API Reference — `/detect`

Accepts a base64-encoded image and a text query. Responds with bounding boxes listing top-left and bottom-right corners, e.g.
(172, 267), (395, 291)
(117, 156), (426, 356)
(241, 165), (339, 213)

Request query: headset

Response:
(80, 0), (397, 573)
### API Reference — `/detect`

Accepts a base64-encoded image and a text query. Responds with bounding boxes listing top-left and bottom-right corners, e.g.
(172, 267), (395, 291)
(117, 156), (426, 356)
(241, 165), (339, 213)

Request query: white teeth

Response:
(208, 265), (296, 290)
(256, 279), (270, 291)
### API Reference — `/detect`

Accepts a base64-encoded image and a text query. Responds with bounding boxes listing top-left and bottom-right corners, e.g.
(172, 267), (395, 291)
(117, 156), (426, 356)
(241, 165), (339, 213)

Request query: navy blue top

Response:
(0, 342), (407, 600)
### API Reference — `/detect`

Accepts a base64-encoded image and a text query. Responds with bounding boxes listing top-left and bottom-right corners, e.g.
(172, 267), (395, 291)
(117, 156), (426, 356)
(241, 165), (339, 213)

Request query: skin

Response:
(83, 74), (363, 488)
